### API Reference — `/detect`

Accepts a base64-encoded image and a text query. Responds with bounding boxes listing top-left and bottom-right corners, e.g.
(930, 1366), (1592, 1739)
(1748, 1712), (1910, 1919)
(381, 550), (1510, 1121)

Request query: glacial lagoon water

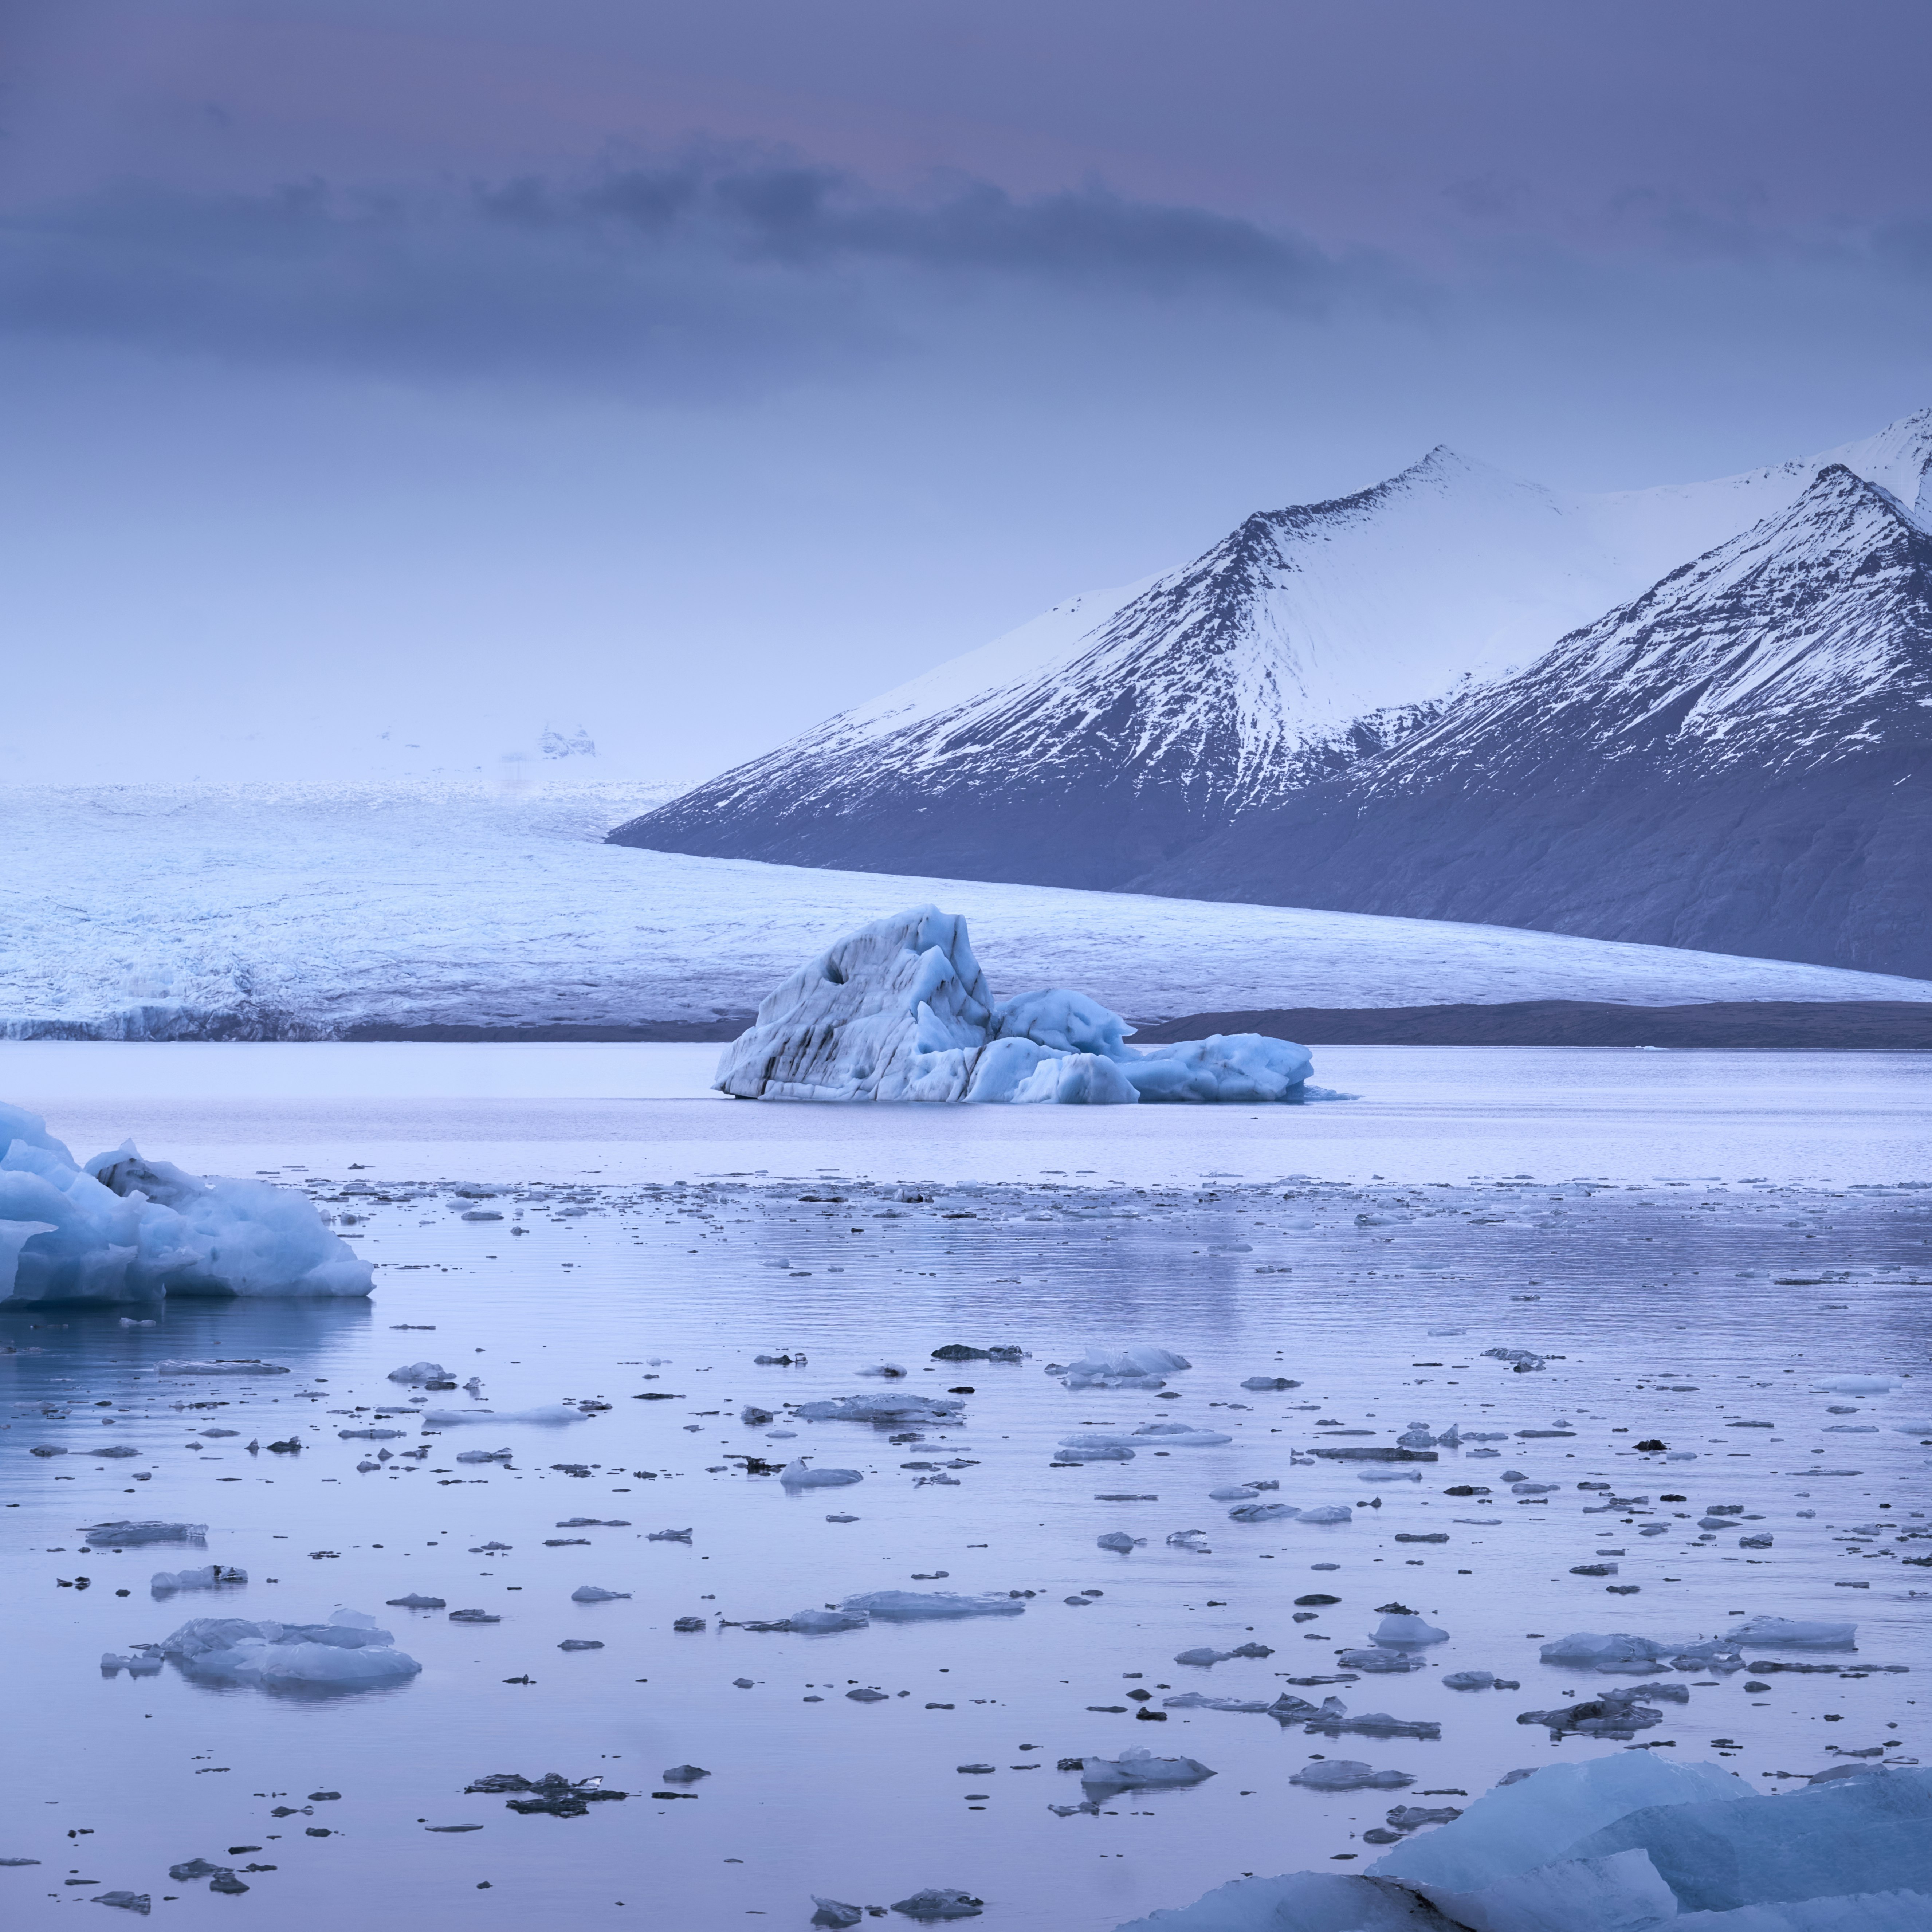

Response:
(1, 1045), (1928, 1928)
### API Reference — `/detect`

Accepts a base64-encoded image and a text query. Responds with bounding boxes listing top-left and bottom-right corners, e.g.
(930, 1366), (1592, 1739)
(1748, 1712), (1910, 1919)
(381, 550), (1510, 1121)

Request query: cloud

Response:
(0, 148), (1374, 396)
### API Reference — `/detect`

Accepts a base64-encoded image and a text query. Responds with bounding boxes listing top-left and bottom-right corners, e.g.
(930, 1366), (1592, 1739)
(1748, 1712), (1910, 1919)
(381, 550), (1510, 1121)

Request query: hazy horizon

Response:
(7, 1), (1932, 788)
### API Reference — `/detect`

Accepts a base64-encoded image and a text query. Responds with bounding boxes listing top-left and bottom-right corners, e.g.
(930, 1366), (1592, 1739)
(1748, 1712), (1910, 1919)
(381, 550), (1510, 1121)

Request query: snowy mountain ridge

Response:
(615, 409), (1932, 901)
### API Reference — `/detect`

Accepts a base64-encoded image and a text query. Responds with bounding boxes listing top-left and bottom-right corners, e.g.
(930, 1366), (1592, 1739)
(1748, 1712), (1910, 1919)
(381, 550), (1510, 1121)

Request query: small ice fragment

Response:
(780, 1461), (864, 1488)
(1290, 1760), (1415, 1791)
(1080, 1747), (1216, 1789)
(841, 1591), (1024, 1621)
(570, 1586), (631, 1603)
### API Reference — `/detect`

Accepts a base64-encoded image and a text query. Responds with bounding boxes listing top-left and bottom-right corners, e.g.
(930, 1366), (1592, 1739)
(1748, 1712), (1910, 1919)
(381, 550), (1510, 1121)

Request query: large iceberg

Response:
(1112, 1758), (1932, 1931)
(714, 908), (1314, 1105)
(0, 1104), (372, 1306)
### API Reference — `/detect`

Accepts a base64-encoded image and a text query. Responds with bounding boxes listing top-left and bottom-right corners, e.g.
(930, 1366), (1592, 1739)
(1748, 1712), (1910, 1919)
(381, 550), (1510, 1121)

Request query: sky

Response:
(4, 0), (1932, 788)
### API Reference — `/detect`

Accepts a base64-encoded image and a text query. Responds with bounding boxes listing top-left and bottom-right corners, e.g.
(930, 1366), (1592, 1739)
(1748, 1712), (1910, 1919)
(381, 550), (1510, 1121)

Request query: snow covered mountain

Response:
(612, 409), (1932, 972)
(1135, 460), (1932, 976)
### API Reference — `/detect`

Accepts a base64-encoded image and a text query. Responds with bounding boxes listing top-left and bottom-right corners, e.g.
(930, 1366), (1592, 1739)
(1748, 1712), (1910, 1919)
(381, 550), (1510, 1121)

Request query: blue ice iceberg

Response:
(0, 1104), (372, 1306)
(714, 908), (1315, 1104)
(1113, 1756), (1932, 1931)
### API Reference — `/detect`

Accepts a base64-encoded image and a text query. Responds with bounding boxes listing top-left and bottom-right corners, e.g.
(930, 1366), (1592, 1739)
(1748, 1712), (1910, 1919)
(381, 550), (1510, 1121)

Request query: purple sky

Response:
(5, 1), (1931, 784)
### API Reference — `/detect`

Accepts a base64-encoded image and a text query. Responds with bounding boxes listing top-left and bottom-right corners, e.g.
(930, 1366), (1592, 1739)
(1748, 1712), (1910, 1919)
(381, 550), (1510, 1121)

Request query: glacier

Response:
(0, 1102), (372, 1306)
(713, 907), (1316, 1105)
(1116, 1757), (1932, 1932)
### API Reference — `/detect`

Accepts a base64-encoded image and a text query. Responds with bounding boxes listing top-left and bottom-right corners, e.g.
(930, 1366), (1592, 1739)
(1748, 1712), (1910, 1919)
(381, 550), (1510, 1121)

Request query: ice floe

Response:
(0, 1104), (372, 1305)
(1116, 1756), (1932, 1931)
(149, 1608), (421, 1690)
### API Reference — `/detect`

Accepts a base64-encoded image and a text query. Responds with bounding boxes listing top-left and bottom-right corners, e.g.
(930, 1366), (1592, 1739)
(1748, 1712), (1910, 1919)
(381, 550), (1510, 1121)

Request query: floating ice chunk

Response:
(156, 1608), (420, 1690)
(1367, 1753), (1746, 1891)
(420, 1406), (589, 1426)
(796, 1395), (964, 1424)
(0, 1106), (372, 1307)
(1813, 1375), (1900, 1395)
(1209, 1486), (1259, 1501)
(1336, 1648), (1430, 1674)
(840, 1591), (1024, 1622)
(1372, 1612), (1448, 1648)
(1228, 1502), (1300, 1523)
(780, 1461), (864, 1488)
(1295, 1504), (1353, 1525)
(150, 1564), (245, 1594)
(83, 1521), (205, 1546)
(1291, 1760), (1415, 1791)
(387, 1361), (449, 1384)
(1056, 1344), (1192, 1391)
(1359, 1467), (1422, 1483)
(1061, 1428), (1229, 1452)
(455, 1449), (511, 1464)
(1174, 1644), (1274, 1667)
(1081, 1747), (1216, 1790)
(888, 1888), (984, 1921)
(1096, 1532), (1145, 1553)
(570, 1586), (631, 1603)
(1538, 1631), (1677, 1667)
(1563, 1765), (1932, 1914)
(155, 1360), (289, 1377)
(1724, 1615), (1856, 1650)
(786, 1609), (870, 1634)
(713, 910), (1315, 1108)
(811, 1900), (863, 1929)
(385, 1595), (446, 1610)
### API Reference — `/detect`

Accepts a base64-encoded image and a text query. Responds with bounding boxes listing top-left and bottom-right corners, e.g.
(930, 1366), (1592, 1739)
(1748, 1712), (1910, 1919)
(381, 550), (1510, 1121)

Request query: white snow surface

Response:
(682, 411), (1932, 817)
(4, 782), (1928, 1042)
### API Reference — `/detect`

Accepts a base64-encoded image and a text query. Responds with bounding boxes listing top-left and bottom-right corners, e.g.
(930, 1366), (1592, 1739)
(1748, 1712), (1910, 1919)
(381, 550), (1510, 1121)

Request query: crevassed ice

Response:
(0, 1102), (371, 1307)
(712, 906), (1316, 1105)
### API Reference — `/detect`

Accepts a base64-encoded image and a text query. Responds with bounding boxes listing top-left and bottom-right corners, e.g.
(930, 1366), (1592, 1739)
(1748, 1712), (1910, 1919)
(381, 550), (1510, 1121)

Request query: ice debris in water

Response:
(1174, 1644), (1274, 1666)
(1081, 1748), (1216, 1790)
(841, 1591), (1025, 1621)
(1371, 1608), (1449, 1647)
(84, 1521), (206, 1547)
(387, 1361), (449, 1384)
(153, 1608), (421, 1689)
(780, 1460), (864, 1488)
(1290, 1760), (1416, 1791)
(1813, 1375), (1901, 1394)
(570, 1586), (630, 1603)
(156, 1360), (288, 1377)
(1055, 1345), (1192, 1390)
(420, 1406), (589, 1426)
(1725, 1614), (1857, 1650)
(1097, 1532), (1146, 1552)
(1115, 1757), (1932, 1932)
(888, 1888), (985, 1920)
(150, 1564), (246, 1595)
(811, 1900), (862, 1929)
(713, 908), (1315, 1105)
(796, 1394), (964, 1423)
(0, 1103), (372, 1306)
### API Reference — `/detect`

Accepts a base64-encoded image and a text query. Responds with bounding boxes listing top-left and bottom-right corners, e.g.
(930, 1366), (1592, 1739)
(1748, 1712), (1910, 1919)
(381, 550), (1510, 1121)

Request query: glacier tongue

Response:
(712, 906), (1313, 1105)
